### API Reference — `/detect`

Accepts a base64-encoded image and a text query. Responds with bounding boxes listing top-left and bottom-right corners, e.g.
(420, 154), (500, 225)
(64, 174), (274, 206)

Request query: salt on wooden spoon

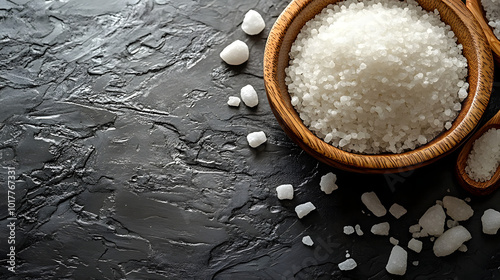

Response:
(456, 109), (500, 195)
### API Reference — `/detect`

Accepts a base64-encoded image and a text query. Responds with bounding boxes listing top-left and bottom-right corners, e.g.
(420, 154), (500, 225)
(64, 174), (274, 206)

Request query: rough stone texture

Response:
(0, 0), (500, 279)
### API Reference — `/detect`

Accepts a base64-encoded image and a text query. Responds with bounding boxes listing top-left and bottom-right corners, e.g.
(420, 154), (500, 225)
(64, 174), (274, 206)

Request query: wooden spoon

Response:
(456, 110), (500, 195)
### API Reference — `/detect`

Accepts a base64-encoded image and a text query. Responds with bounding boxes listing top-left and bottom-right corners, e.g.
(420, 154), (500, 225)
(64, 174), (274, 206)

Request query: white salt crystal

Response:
(412, 261), (419, 266)
(458, 244), (468, 252)
(408, 238), (423, 253)
(241, 10), (265, 35)
(389, 237), (399, 245)
(385, 245), (407, 276)
(276, 184), (294, 200)
(320, 172), (338, 194)
(295, 202), (316, 218)
(338, 258), (357, 271)
(343, 225), (355, 235)
(446, 219), (459, 229)
(409, 224), (421, 233)
(465, 128), (500, 182)
(246, 131), (267, 148)
(371, 222), (390, 236)
(240, 84), (259, 107)
(433, 225), (471, 257)
(419, 204), (446, 236)
(220, 40), (249, 65)
(389, 203), (407, 219)
(483, 0), (500, 40)
(355, 224), (364, 236)
(442, 196), (474, 222)
(227, 96), (241, 107)
(361, 191), (387, 217)
(302, 235), (314, 246)
(481, 209), (500, 235)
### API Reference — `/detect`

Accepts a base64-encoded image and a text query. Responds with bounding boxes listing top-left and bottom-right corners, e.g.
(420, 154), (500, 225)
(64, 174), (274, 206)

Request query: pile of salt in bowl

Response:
(285, 0), (469, 154)
(482, 0), (500, 39)
(465, 128), (500, 182)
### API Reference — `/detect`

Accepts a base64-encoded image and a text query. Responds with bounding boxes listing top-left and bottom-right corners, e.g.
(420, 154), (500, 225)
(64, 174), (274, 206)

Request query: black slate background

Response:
(1, 0), (500, 279)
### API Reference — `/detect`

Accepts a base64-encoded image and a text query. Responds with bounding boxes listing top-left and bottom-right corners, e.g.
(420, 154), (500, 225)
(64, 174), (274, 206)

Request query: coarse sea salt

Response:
(240, 84), (259, 107)
(433, 225), (471, 257)
(295, 202), (316, 218)
(338, 258), (357, 271)
(481, 208), (500, 235)
(419, 204), (446, 236)
(386, 245), (407, 276)
(241, 10), (266, 35)
(361, 191), (387, 217)
(276, 184), (294, 200)
(371, 222), (390, 236)
(442, 196), (474, 222)
(343, 225), (355, 235)
(220, 40), (249, 65)
(247, 131), (267, 148)
(285, 0), (468, 154)
(408, 238), (423, 253)
(482, 0), (500, 40)
(319, 172), (338, 194)
(465, 128), (500, 182)
(227, 96), (241, 107)
(389, 203), (407, 219)
(302, 235), (314, 246)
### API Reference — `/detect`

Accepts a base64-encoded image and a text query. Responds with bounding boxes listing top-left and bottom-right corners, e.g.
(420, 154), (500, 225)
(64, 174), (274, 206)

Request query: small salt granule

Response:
(442, 196), (474, 222)
(355, 224), (364, 236)
(302, 235), (314, 246)
(241, 10), (265, 35)
(389, 237), (399, 246)
(276, 184), (293, 200)
(371, 222), (390, 236)
(220, 40), (249, 65)
(361, 191), (387, 217)
(338, 258), (357, 271)
(433, 225), (471, 257)
(246, 131), (267, 148)
(408, 238), (423, 253)
(481, 209), (500, 235)
(295, 202), (316, 219)
(240, 84), (259, 107)
(386, 245), (407, 276)
(389, 203), (407, 219)
(343, 225), (355, 235)
(320, 172), (338, 194)
(419, 204), (446, 236)
(227, 96), (241, 107)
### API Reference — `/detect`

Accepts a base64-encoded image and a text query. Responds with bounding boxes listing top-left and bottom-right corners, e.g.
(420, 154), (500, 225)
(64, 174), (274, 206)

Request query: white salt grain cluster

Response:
(338, 258), (357, 271)
(433, 226), (472, 257)
(285, 0), (468, 154)
(418, 204), (446, 236)
(371, 222), (390, 236)
(295, 202), (316, 218)
(319, 172), (338, 194)
(361, 192), (387, 217)
(276, 184), (294, 200)
(389, 203), (407, 219)
(241, 10), (266, 35)
(481, 208), (500, 234)
(442, 196), (474, 221)
(386, 245), (407, 276)
(302, 235), (314, 246)
(220, 40), (249, 65)
(247, 131), (267, 148)
(227, 96), (241, 107)
(465, 128), (500, 182)
(482, 0), (500, 39)
(240, 84), (259, 107)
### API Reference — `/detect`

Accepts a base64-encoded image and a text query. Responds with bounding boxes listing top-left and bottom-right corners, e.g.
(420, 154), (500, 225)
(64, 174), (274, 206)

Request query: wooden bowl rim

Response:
(264, 0), (494, 173)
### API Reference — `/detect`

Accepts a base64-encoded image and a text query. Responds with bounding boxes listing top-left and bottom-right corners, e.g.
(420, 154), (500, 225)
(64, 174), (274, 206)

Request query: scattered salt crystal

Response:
(389, 203), (407, 219)
(246, 131), (267, 148)
(433, 225), (471, 257)
(344, 225), (355, 235)
(481, 209), (500, 235)
(386, 245), (407, 276)
(389, 237), (399, 245)
(220, 40), (249, 65)
(458, 244), (468, 252)
(227, 96), (241, 107)
(408, 238), (423, 253)
(371, 222), (390, 236)
(442, 196), (474, 221)
(338, 258), (357, 271)
(355, 224), (364, 236)
(241, 10), (266, 35)
(465, 128), (500, 182)
(240, 84), (259, 107)
(446, 219), (459, 229)
(361, 192), (387, 217)
(295, 202), (316, 218)
(412, 261), (419, 266)
(302, 235), (314, 246)
(320, 172), (338, 194)
(276, 184), (294, 200)
(409, 224), (421, 233)
(419, 204), (446, 236)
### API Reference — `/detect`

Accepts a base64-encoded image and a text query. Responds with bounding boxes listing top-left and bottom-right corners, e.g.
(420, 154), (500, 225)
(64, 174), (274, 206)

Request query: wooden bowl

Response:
(264, 0), (494, 173)
(467, 0), (500, 64)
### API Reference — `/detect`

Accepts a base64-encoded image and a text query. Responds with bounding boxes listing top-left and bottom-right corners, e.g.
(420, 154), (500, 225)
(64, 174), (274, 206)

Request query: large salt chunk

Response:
(371, 222), (390, 236)
(419, 204), (446, 236)
(481, 209), (500, 235)
(302, 235), (314, 246)
(320, 172), (338, 194)
(276, 184), (294, 200)
(295, 202), (316, 218)
(247, 131), (267, 148)
(361, 191), (387, 217)
(240, 84), (259, 107)
(338, 258), (357, 271)
(389, 203), (407, 219)
(241, 10), (265, 35)
(220, 40), (249, 65)
(385, 245), (407, 276)
(433, 225), (472, 257)
(442, 196), (474, 221)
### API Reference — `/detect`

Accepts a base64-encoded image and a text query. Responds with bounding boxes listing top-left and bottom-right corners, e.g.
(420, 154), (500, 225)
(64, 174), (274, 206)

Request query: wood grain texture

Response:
(456, 110), (500, 195)
(264, 0), (494, 173)
(467, 0), (500, 64)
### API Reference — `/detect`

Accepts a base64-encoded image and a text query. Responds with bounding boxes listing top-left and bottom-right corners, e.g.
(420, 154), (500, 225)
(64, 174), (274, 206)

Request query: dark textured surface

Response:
(1, 0), (500, 279)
